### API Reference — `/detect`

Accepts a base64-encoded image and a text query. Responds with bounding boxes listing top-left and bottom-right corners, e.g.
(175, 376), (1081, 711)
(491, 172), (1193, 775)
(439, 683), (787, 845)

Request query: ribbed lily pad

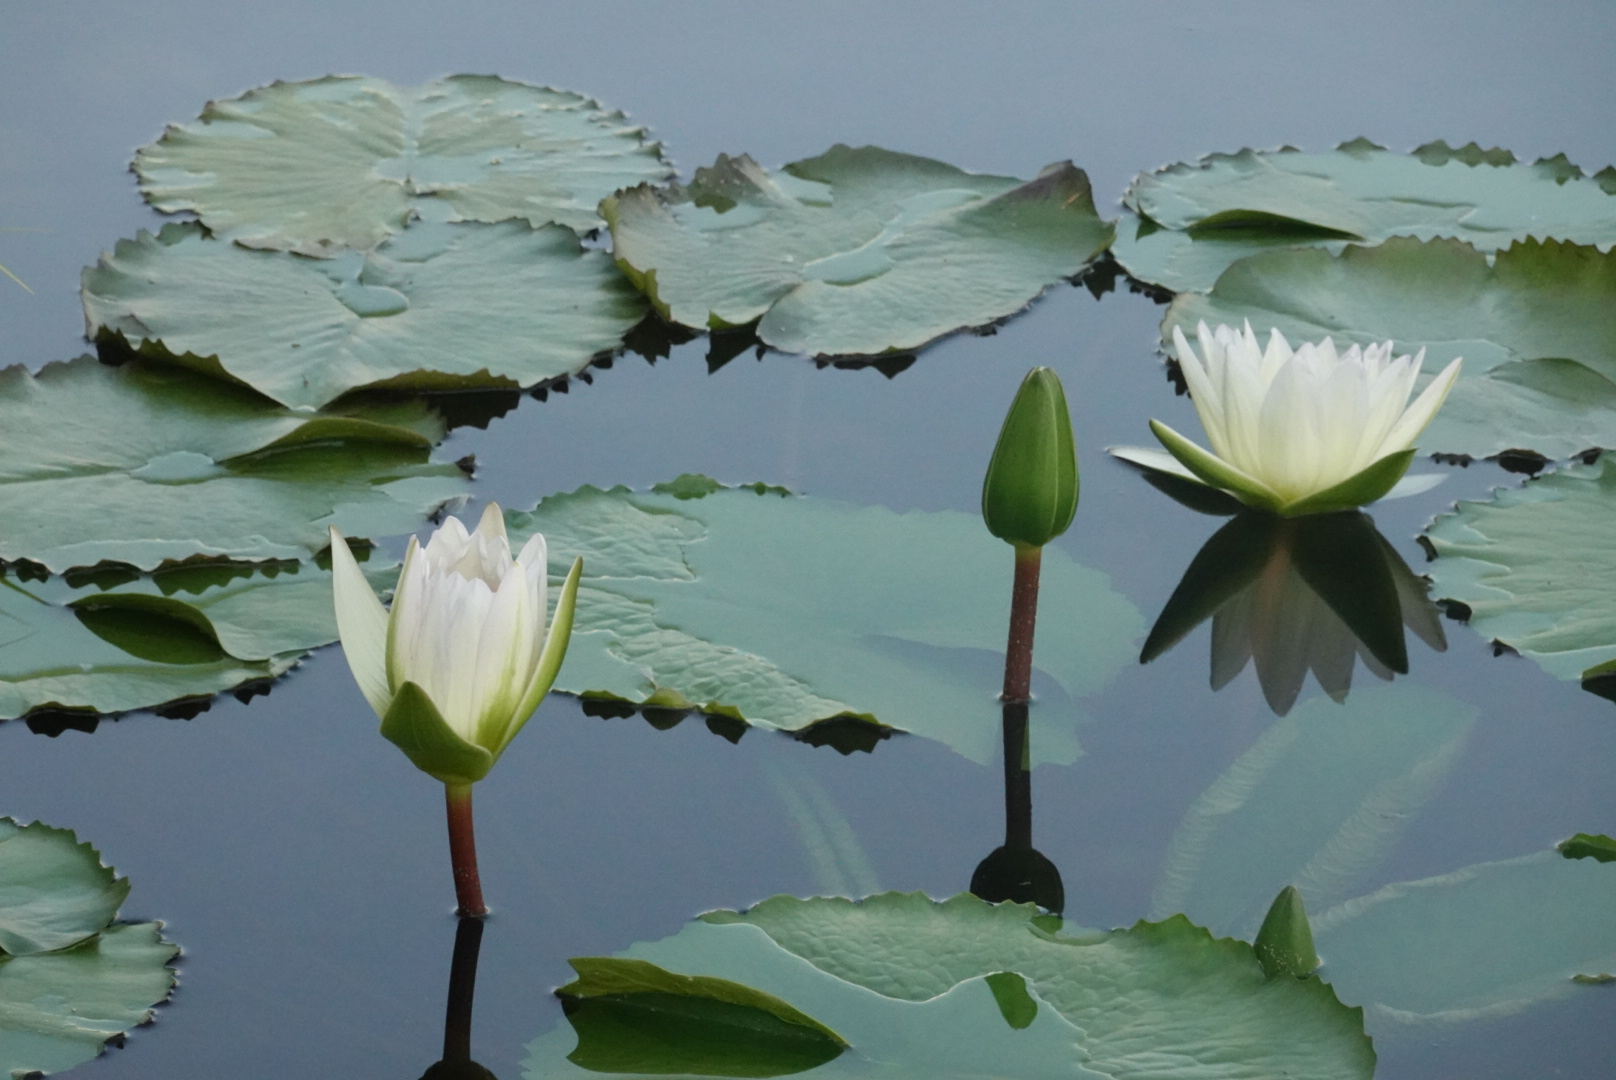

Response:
(82, 221), (646, 411)
(134, 74), (673, 253)
(507, 478), (1142, 765)
(1423, 457), (1616, 679)
(1162, 237), (1616, 460)
(0, 355), (465, 571)
(523, 892), (1373, 1080)
(604, 146), (1114, 357)
(1115, 141), (1616, 293)
(0, 819), (178, 1076)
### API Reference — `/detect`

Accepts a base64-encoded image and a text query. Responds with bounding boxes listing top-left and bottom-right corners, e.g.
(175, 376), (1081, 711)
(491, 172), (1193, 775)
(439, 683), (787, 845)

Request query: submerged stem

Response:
(445, 784), (487, 918)
(1002, 544), (1043, 703)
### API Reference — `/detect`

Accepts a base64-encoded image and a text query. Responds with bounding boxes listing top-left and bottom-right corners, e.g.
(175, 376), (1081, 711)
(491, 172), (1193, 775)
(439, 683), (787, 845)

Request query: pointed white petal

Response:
(1380, 356), (1462, 453)
(329, 528), (393, 719)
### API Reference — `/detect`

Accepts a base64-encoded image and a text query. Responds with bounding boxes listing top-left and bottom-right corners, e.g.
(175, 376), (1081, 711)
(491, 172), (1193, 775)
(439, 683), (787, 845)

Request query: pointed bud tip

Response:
(982, 368), (1079, 548)
(1254, 885), (1319, 979)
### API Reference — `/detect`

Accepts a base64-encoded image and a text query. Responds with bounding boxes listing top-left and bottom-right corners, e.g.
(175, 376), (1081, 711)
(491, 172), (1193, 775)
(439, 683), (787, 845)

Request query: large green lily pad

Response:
(603, 146), (1114, 357)
(0, 355), (465, 571)
(508, 478), (1142, 765)
(523, 892), (1373, 1080)
(0, 819), (178, 1076)
(1162, 237), (1616, 461)
(1114, 141), (1616, 293)
(82, 221), (646, 411)
(134, 74), (673, 253)
(1422, 457), (1616, 679)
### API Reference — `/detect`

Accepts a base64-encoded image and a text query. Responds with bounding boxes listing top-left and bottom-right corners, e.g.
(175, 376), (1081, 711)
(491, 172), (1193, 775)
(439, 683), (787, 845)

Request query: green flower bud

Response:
(982, 367), (1078, 548)
(1254, 885), (1319, 978)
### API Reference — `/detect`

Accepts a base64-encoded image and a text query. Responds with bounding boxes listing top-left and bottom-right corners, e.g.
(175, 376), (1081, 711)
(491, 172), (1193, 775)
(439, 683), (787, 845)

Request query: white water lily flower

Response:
(329, 504), (582, 787)
(1116, 322), (1462, 516)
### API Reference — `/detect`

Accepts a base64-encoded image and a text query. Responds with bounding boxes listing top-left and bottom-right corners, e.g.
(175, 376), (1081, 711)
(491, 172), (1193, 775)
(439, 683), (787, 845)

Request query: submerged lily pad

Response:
(604, 146), (1113, 357)
(507, 479), (1142, 765)
(1162, 237), (1616, 461)
(134, 74), (673, 253)
(523, 892), (1373, 1080)
(0, 356), (464, 571)
(1115, 141), (1616, 292)
(1423, 457), (1616, 680)
(82, 221), (646, 411)
(0, 819), (177, 1076)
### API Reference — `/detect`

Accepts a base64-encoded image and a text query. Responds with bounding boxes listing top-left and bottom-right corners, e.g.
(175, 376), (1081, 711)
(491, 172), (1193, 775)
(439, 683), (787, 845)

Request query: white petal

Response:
(1379, 355), (1462, 455)
(1175, 325), (1231, 459)
(329, 527), (393, 719)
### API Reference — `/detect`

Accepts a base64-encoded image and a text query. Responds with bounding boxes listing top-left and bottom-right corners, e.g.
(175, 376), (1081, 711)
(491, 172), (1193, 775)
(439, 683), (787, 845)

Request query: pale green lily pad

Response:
(523, 892), (1373, 1080)
(134, 74), (673, 253)
(0, 819), (178, 1076)
(82, 220), (646, 411)
(604, 146), (1113, 356)
(1150, 684), (1477, 938)
(0, 355), (465, 571)
(1422, 457), (1616, 679)
(1115, 141), (1616, 293)
(1162, 237), (1616, 460)
(507, 479), (1143, 765)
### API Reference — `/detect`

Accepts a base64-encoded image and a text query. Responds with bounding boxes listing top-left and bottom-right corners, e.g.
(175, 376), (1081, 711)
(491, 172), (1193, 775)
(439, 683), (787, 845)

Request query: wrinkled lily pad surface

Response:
(0, 356), (464, 571)
(0, 819), (177, 1076)
(1423, 458), (1616, 679)
(1162, 237), (1616, 460)
(82, 221), (645, 411)
(604, 146), (1113, 357)
(134, 74), (673, 252)
(508, 478), (1141, 764)
(523, 892), (1373, 1080)
(1115, 141), (1616, 292)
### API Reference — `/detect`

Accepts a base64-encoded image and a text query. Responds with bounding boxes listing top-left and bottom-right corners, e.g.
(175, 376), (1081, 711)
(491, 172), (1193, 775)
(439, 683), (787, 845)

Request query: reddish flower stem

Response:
(445, 785), (488, 918)
(1002, 545), (1043, 704)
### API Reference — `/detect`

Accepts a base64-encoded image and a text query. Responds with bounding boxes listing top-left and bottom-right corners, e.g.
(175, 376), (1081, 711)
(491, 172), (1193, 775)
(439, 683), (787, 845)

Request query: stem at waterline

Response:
(445, 784), (488, 918)
(1002, 544), (1043, 704)
(442, 915), (486, 1062)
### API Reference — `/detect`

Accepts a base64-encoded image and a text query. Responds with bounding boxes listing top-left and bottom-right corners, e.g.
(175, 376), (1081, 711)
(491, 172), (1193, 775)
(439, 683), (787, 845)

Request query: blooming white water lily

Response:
(329, 504), (582, 787)
(1114, 322), (1462, 516)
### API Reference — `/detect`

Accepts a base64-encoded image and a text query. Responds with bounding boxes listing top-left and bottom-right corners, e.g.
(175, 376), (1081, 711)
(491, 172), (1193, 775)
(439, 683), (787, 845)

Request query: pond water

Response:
(3, 2), (1615, 1077)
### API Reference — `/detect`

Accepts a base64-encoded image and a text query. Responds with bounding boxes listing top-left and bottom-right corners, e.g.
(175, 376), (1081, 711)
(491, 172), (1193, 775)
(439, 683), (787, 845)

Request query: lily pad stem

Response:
(1003, 544), (1042, 703)
(445, 784), (487, 918)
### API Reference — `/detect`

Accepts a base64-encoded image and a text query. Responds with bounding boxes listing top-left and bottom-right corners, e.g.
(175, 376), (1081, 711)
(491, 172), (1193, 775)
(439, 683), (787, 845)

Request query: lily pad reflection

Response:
(507, 477), (1142, 765)
(523, 892), (1374, 1080)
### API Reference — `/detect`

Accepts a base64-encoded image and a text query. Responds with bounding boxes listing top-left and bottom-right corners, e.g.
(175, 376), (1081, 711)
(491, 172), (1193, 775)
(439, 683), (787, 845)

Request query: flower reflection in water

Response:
(1143, 511), (1446, 715)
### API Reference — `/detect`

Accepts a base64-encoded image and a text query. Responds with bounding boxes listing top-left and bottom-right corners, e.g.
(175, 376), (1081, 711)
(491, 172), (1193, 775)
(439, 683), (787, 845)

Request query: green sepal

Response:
(495, 556), (584, 758)
(1280, 449), (1418, 517)
(1148, 419), (1283, 512)
(982, 368), (1079, 548)
(1253, 885), (1319, 978)
(379, 680), (494, 786)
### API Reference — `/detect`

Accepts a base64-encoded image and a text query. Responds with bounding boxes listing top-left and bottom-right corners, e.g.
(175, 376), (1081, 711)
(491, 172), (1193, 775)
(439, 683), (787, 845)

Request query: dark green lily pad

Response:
(82, 221), (646, 411)
(1560, 834), (1616, 862)
(523, 892), (1373, 1080)
(1115, 141), (1616, 292)
(134, 74), (673, 253)
(1162, 237), (1616, 461)
(0, 819), (178, 1076)
(603, 146), (1113, 357)
(507, 478), (1142, 765)
(0, 356), (465, 571)
(1423, 457), (1616, 679)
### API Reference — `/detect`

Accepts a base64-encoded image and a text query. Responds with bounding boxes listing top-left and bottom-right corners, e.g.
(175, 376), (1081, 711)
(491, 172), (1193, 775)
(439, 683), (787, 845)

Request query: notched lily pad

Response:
(0, 819), (178, 1076)
(0, 356), (464, 571)
(1163, 237), (1616, 461)
(508, 477), (1141, 765)
(604, 145), (1114, 357)
(1116, 141), (1616, 292)
(1423, 457), (1616, 680)
(82, 220), (647, 411)
(134, 74), (673, 252)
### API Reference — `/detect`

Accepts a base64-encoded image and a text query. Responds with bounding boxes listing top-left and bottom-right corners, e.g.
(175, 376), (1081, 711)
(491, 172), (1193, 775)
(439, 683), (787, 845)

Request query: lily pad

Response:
(82, 220), (646, 411)
(1422, 457), (1616, 680)
(523, 892), (1374, 1080)
(1162, 237), (1616, 460)
(134, 74), (673, 253)
(0, 819), (178, 1076)
(1115, 141), (1616, 293)
(507, 478), (1142, 765)
(603, 145), (1114, 356)
(0, 355), (465, 571)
